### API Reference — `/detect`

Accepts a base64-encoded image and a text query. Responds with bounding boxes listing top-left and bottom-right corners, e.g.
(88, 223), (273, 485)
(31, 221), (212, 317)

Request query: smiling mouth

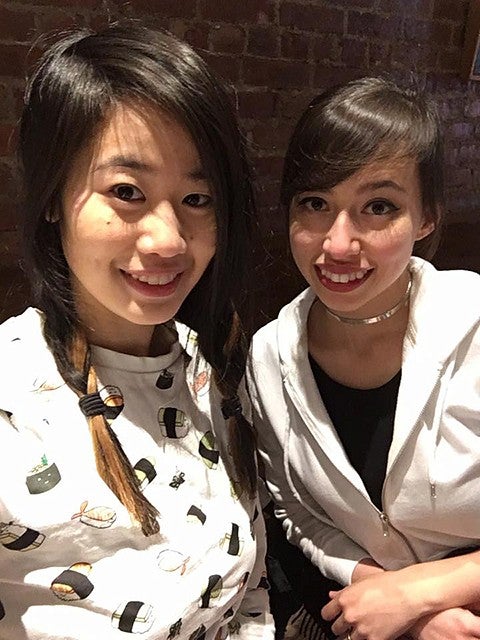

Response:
(320, 268), (369, 283)
(126, 272), (179, 286)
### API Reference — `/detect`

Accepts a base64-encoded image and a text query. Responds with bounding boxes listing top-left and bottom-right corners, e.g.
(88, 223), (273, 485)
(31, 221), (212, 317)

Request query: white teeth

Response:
(129, 273), (177, 285)
(320, 268), (367, 282)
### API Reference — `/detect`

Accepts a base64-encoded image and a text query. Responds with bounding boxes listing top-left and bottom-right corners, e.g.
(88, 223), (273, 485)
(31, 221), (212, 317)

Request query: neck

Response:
(324, 278), (412, 326)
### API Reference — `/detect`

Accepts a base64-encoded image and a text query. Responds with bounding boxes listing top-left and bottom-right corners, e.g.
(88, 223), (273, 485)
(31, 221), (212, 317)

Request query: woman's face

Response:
(61, 102), (216, 354)
(289, 156), (434, 319)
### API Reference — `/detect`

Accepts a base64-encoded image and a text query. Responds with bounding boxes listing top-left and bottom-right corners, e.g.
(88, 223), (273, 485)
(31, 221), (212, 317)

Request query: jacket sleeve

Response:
(247, 358), (372, 587)
(231, 494), (275, 639)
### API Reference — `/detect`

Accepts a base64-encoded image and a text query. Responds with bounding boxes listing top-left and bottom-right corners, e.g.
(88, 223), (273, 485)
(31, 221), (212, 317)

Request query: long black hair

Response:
(19, 23), (257, 535)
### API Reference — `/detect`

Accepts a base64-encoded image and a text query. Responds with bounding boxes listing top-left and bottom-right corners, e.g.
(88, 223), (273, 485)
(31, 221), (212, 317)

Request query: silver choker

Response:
(324, 278), (412, 325)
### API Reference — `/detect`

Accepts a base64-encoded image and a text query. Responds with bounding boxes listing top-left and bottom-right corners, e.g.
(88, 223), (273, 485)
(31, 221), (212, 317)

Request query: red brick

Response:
(247, 26), (278, 58)
(253, 156), (284, 180)
(313, 65), (363, 89)
(0, 227), (22, 264)
(35, 9), (87, 33)
(238, 90), (277, 119)
(210, 24), (246, 55)
(13, 0), (99, 7)
(0, 162), (18, 200)
(403, 18), (452, 44)
(121, 0), (197, 18)
(243, 57), (309, 89)
(313, 35), (340, 63)
(250, 121), (292, 152)
(341, 38), (368, 66)
(330, 0), (375, 8)
(280, 3), (344, 35)
(0, 124), (17, 156)
(433, 0), (469, 22)
(201, 0), (275, 24)
(200, 52), (241, 83)
(0, 44), (39, 78)
(0, 6), (35, 42)
(451, 23), (465, 47)
(0, 85), (14, 121)
(465, 100), (480, 118)
(451, 144), (479, 162)
(450, 122), (475, 138)
(391, 42), (437, 71)
(168, 20), (209, 49)
(448, 167), (473, 186)
(380, 0), (432, 17)
(438, 47), (460, 73)
(0, 198), (20, 232)
(281, 31), (309, 60)
(347, 11), (398, 40)
(275, 89), (313, 119)
(254, 177), (282, 209)
(368, 41), (391, 69)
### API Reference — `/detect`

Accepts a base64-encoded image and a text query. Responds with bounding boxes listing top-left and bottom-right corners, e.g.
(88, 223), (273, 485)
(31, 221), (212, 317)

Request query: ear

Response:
(415, 216), (435, 242)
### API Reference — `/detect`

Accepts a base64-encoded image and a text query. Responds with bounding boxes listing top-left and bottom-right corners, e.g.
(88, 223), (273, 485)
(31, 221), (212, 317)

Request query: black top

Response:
(264, 356), (402, 638)
(309, 354), (401, 510)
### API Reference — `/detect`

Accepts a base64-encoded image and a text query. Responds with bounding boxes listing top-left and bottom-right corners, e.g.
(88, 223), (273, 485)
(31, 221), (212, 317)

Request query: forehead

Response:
(88, 102), (201, 171)
(352, 155), (419, 183)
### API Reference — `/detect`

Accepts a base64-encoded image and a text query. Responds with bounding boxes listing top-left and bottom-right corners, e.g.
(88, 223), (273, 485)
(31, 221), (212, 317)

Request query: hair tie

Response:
(221, 395), (242, 419)
(79, 392), (106, 417)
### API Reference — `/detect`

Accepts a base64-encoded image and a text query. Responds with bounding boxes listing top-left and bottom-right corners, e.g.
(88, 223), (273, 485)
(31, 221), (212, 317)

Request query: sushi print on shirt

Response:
(0, 309), (272, 640)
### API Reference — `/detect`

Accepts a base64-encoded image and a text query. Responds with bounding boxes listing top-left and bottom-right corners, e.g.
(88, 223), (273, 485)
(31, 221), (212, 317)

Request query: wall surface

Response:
(0, 0), (479, 324)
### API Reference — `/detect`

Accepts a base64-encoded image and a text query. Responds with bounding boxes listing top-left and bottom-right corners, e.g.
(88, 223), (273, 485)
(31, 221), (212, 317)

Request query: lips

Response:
(128, 272), (178, 286)
(320, 268), (367, 284)
(121, 270), (182, 298)
(315, 265), (372, 292)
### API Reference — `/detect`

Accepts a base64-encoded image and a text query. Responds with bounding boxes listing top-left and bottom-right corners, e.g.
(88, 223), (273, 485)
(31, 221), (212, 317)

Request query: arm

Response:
(233, 496), (275, 639)
(322, 551), (480, 640)
(247, 358), (372, 587)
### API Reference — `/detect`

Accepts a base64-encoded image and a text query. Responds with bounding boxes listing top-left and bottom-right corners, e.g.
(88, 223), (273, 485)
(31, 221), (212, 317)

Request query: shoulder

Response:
(0, 308), (59, 409)
(408, 258), (480, 355)
(252, 287), (314, 361)
(411, 257), (480, 315)
(412, 257), (480, 292)
(0, 307), (45, 355)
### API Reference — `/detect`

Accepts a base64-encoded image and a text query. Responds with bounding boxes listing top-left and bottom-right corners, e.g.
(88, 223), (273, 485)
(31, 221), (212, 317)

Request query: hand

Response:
(409, 607), (480, 640)
(321, 571), (421, 640)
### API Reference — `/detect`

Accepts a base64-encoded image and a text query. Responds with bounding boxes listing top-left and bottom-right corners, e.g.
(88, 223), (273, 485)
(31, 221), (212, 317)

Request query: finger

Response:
(331, 614), (349, 636)
(321, 599), (341, 621)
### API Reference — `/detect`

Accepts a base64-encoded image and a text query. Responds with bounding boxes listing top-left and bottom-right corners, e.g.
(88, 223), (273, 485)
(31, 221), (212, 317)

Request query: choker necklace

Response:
(324, 278), (412, 325)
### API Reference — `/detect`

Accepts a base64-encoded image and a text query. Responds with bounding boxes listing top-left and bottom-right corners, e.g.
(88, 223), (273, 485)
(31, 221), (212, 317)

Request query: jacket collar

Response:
(276, 258), (480, 475)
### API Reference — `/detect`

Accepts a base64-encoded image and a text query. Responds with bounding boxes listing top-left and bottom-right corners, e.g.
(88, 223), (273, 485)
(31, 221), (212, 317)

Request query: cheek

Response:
(368, 222), (418, 263)
(289, 223), (323, 266)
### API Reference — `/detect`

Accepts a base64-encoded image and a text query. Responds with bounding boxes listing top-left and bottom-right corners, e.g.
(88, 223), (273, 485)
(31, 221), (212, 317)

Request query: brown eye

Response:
(183, 193), (212, 208)
(364, 200), (399, 216)
(297, 196), (327, 212)
(112, 184), (145, 202)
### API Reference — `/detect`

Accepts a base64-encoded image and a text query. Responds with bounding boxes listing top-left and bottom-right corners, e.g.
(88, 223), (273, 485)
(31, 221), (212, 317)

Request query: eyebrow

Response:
(357, 180), (406, 194)
(94, 155), (207, 181)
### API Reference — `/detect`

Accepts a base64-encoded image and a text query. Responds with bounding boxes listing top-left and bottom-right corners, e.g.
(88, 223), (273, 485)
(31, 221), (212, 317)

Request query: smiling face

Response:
(289, 156), (434, 319)
(61, 102), (216, 354)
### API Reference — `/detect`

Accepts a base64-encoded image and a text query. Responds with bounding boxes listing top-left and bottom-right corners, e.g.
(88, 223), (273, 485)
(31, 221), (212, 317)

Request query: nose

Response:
(136, 201), (187, 257)
(323, 211), (360, 259)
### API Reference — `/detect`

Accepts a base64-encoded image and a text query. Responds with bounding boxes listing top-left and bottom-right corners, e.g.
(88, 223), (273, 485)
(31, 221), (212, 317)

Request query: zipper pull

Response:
(379, 512), (390, 537)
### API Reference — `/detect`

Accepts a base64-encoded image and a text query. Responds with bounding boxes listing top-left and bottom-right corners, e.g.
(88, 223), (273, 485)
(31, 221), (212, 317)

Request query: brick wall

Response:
(0, 0), (479, 324)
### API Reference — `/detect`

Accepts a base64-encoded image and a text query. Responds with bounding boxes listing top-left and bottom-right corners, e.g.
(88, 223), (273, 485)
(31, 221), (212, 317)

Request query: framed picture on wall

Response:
(462, 0), (480, 80)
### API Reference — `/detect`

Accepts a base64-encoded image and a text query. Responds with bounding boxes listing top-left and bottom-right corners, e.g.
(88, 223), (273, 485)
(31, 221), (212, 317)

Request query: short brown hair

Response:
(281, 76), (444, 259)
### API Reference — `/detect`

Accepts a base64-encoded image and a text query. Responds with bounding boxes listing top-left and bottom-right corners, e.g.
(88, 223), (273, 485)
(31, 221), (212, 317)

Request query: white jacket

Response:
(248, 258), (480, 587)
